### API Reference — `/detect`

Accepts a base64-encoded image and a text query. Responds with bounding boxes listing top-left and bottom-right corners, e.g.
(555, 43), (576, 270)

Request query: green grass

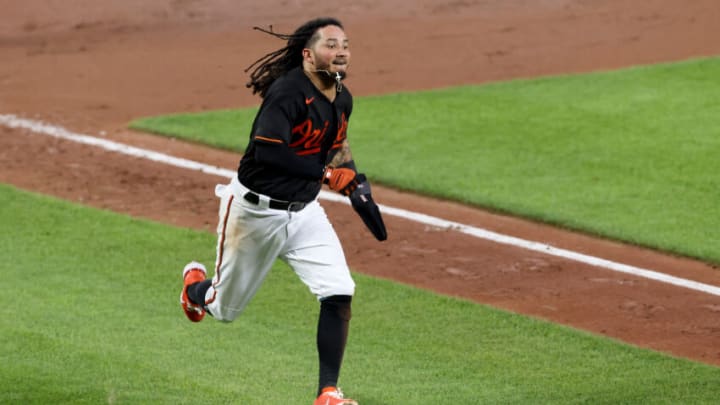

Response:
(129, 108), (257, 152)
(130, 57), (720, 264)
(2, 185), (720, 403)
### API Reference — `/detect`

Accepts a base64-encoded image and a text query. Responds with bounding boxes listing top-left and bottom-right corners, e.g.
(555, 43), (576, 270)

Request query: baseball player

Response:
(179, 17), (385, 405)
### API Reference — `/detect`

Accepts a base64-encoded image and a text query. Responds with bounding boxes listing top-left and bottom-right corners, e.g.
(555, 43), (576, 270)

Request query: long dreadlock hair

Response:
(245, 17), (344, 98)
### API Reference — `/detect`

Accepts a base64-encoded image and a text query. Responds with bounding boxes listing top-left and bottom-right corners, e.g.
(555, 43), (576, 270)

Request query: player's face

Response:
(307, 25), (350, 78)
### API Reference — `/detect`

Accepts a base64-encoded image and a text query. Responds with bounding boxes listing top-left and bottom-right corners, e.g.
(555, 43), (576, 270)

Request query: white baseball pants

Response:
(204, 176), (355, 322)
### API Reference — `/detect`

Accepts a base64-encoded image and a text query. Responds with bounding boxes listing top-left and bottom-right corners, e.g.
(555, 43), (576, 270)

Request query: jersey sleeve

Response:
(252, 87), (305, 145)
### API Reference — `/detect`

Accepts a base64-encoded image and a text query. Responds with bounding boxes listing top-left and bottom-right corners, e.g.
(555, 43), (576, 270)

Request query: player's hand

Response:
(323, 167), (359, 196)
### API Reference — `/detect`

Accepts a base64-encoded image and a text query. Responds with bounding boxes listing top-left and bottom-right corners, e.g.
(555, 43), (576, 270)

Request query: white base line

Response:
(2, 113), (719, 297)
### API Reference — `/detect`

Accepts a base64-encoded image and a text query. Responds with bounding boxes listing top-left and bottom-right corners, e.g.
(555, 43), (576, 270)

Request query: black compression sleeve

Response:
(254, 142), (325, 180)
(187, 279), (212, 306)
(317, 295), (352, 395)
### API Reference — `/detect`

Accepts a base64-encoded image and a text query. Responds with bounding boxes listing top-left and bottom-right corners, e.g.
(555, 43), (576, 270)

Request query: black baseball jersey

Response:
(237, 67), (352, 202)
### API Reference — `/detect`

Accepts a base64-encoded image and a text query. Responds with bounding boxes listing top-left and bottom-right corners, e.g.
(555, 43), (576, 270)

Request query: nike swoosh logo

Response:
(305, 97), (315, 105)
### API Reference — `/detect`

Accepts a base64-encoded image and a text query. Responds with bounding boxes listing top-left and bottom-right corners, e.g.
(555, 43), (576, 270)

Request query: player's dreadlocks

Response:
(245, 17), (343, 98)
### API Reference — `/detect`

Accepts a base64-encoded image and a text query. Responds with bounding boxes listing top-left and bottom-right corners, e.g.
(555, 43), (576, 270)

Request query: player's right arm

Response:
(251, 89), (325, 179)
(253, 142), (324, 179)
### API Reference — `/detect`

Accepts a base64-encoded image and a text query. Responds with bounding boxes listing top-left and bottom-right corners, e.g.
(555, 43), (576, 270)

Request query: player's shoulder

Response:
(260, 73), (308, 115)
(267, 67), (311, 96)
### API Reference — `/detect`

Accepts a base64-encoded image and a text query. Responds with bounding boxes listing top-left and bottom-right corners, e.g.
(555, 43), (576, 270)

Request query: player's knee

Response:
(210, 310), (236, 323)
(320, 294), (352, 321)
(206, 304), (243, 323)
(322, 275), (355, 298)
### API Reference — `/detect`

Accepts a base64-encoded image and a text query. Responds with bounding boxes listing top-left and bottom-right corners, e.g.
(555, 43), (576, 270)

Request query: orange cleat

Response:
(180, 261), (207, 322)
(313, 387), (358, 405)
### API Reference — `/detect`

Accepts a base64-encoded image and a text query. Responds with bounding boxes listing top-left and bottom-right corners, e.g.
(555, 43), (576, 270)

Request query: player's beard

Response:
(316, 60), (349, 82)
(332, 64), (348, 80)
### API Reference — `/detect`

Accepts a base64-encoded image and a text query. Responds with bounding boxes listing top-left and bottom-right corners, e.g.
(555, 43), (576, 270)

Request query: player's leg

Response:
(185, 273), (211, 314)
(282, 201), (356, 298)
(281, 202), (356, 397)
(184, 179), (289, 322)
(315, 294), (352, 396)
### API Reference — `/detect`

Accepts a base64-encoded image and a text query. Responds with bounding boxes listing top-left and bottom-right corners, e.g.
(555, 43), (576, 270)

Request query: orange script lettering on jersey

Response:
(290, 113), (348, 156)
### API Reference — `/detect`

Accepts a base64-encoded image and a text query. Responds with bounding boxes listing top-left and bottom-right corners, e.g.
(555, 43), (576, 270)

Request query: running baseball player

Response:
(179, 17), (385, 405)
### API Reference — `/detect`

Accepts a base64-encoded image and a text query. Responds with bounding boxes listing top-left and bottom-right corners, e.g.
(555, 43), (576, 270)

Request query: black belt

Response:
(243, 192), (308, 212)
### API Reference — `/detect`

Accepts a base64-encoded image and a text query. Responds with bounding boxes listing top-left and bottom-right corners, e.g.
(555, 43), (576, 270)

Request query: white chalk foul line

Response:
(2, 113), (719, 297)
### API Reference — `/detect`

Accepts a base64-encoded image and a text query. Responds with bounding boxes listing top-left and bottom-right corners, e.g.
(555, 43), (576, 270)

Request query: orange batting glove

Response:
(323, 167), (359, 196)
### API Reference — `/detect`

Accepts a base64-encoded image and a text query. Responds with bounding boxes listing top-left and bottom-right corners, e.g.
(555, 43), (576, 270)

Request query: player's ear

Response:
(302, 48), (313, 64)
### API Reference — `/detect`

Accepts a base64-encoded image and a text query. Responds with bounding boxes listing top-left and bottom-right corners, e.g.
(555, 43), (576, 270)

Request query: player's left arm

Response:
(334, 139), (387, 241)
(328, 138), (356, 171)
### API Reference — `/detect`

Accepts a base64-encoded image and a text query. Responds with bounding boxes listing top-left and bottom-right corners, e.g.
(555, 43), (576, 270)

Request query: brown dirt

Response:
(2, 0), (720, 365)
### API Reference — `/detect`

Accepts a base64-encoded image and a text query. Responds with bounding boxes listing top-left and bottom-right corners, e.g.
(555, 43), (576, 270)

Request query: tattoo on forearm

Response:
(329, 139), (353, 166)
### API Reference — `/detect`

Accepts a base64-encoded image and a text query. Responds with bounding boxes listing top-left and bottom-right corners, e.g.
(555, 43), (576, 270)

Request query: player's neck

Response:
(303, 69), (337, 102)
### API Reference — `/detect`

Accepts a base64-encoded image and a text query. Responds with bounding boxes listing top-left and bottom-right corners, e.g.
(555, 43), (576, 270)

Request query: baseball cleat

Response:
(313, 387), (358, 405)
(180, 261), (207, 322)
